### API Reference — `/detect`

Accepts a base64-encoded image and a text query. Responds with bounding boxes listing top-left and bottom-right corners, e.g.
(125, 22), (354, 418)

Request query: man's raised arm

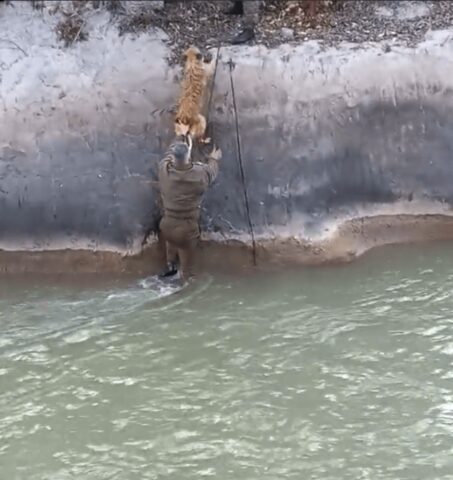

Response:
(202, 145), (222, 186)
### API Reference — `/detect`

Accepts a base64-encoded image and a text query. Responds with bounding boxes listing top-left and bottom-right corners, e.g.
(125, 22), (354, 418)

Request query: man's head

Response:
(170, 135), (193, 168)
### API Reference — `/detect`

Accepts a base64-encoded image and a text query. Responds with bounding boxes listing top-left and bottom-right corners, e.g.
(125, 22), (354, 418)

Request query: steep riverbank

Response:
(1, 1), (453, 273)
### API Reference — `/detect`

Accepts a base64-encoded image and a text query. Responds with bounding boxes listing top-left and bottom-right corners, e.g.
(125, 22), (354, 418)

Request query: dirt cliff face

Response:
(2, 2), (453, 273)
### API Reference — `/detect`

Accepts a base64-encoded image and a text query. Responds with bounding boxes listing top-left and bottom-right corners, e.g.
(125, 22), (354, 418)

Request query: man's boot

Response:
(231, 26), (255, 44)
(224, 1), (243, 15)
(158, 262), (178, 279)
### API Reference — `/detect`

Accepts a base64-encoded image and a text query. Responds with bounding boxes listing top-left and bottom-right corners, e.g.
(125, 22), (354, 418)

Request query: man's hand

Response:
(209, 145), (222, 161)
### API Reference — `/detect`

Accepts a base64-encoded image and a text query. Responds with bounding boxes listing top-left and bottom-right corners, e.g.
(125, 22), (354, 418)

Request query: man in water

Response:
(157, 135), (222, 282)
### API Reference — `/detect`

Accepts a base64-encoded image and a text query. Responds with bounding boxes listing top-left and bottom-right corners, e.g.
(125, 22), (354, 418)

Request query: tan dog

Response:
(174, 46), (213, 143)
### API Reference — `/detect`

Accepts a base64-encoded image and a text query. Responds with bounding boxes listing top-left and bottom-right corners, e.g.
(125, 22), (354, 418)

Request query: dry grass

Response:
(118, 10), (158, 36)
(34, 1), (344, 54)
(55, 1), (89, 47)
(56, 14), (88, 47)
(261, 0), (344, 31)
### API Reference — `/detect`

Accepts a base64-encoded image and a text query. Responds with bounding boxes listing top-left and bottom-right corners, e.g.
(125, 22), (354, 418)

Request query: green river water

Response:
(1, 244), (453, 479)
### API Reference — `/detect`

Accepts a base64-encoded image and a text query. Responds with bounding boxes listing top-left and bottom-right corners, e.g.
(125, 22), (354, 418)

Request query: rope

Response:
(227, 59), (257, 266)
(205, 44), (221, 126)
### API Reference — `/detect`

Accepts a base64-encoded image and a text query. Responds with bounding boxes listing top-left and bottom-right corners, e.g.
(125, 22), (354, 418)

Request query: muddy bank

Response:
(1, 2), (453, 272)
(3, 214), (453, 275)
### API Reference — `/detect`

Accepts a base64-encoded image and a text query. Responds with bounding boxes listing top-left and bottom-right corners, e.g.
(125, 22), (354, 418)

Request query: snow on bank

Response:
(0, 1), (172, 153)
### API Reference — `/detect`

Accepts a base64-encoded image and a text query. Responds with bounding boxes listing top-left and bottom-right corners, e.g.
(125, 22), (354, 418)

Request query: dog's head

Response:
(182, 46), (203, 64)
(174, 121), (190, 137)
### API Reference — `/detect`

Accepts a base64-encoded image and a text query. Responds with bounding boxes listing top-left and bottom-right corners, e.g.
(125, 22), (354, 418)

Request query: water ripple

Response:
(1, 248), (453, 478)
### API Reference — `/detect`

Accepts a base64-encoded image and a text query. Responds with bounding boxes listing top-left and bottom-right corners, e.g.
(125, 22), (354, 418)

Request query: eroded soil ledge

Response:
(2, 215), (453, 275)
